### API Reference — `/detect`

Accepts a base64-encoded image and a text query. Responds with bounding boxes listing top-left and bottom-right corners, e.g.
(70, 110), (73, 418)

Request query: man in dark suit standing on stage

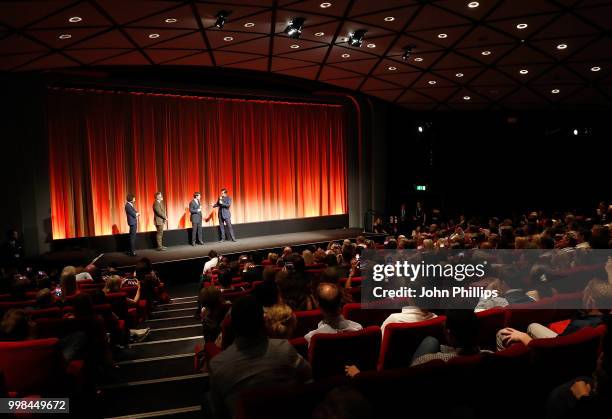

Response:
(125, 194), (140, 256)
(189, 192), (204, 246)
(212, 188), (236, 242)
(153, 192), (167, 251)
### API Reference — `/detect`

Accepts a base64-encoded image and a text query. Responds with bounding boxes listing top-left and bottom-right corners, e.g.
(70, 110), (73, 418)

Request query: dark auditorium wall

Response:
(0, 68), (390, 256)
(384, 108), (611, 220)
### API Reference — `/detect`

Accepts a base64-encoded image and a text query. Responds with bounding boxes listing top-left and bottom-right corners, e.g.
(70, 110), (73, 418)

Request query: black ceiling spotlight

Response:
(284, 17), (305, 38)
(215, 10), (230, 29)
(402, 44), (416, 61)
(347, 29), (367, 47)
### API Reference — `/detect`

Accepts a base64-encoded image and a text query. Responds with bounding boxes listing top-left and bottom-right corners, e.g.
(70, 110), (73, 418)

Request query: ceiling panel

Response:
(0, 0), (609, 109)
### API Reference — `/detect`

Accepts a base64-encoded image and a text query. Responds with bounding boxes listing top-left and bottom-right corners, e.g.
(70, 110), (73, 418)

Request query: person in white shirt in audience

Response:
(381, 303), (437, 335)
(203, 250), (219, 274)
(305, 283), (362, 344)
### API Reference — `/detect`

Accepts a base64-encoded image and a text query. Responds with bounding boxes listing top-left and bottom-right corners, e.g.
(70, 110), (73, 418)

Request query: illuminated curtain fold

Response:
(47, 88), (347, 239)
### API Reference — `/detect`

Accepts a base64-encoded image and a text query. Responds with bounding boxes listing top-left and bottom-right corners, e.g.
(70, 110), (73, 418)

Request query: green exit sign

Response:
(415, 185), (427, 191)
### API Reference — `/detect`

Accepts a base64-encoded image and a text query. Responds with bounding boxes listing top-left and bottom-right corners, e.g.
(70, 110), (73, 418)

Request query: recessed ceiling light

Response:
(414, 57), (423, 62)
(516, 23), (528, 29)
(551, 89), (560, 94)
(519, 69), (529, 74)
(388, 66), (397, 71)
(455, 72), (464, 77)
(366, 43), (376, 48)
(148, 33), (160, 39)
(320, 2), (332, 8)
(463, 96), (471, 100)
(573, 129), (579, 136)
(428, 80), (437, 85)
(481, 50), (491, 55)
(341, 53), (350, 58)
(165, 18), (177, 23)
(590, 66), (601, 72)
(223, 36), (233, 41)
(314, 32), (325, 36)
(244, 22), (255, 28)
(384, 16), (395, 22)
(557, 43), (567, 50)
(468, 2), (479, 8)
(68, 16), (82, 23)
(438, 33), (448, 39)
(58, 34), (72, 39)
(290, 44), (300, 48)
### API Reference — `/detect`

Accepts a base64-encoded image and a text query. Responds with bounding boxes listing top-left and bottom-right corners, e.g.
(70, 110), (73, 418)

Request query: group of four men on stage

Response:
(124, 189), (235, 256)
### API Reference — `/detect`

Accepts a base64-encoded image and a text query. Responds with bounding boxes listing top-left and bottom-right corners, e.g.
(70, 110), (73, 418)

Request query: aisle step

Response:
(112, 337), (202, 362)
(105, 405), (201, 419)
(113, 354), (196, 383)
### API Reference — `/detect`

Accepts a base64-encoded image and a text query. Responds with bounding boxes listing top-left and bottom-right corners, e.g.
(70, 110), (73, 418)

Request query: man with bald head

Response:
(304, 283), (362, 344)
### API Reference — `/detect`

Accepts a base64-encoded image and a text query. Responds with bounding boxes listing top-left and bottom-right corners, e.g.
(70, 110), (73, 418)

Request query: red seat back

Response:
(528, 325), (605, 386)
(0, 338), (65, 395)
(378, 316), (446, 370)
(342, 302), (398, 328)
(475, 308), (506, 350)
(309, 326), (381, 380)
(504, 297), (556, 330)
(26, 307), (62, 320)
(104, 292), (129, 319)
(294, 309), (323, 337)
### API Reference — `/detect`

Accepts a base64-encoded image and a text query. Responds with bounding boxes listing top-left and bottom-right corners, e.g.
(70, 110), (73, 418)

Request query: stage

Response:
(86, 227), (374, 268)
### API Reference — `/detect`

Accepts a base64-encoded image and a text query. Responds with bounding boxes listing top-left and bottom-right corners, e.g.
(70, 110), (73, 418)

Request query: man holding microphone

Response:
(212, 188), (236, 242)
(190, 192), (205, 246)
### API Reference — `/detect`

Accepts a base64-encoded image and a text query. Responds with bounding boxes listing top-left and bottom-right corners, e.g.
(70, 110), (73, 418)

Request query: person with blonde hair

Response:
(265, 304), (297, 339)
(302, 249), (314, 266)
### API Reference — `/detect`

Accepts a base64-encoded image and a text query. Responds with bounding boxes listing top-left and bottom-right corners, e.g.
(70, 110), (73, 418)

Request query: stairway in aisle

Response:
(100, 283), (206, 419)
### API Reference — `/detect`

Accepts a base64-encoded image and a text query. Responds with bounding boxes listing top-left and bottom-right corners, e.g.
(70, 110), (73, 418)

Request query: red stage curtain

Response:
(47, 88), (347, 239)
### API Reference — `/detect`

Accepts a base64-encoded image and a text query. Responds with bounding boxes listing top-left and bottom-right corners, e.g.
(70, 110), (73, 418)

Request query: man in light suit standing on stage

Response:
(189, 192), (204, 246)
(125, 194), (140, 256)
(212, 188), (236, 242)
(153, 192), (167, 251)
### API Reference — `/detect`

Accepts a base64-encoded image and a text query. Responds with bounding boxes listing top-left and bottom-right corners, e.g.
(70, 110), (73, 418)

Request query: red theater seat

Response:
(528, 325), (605, 387)
(0, 338), (82, 396)
(25, 307), (62, 320)
(309, 326), (381, 380)
(504, 298), (557, 330)
(342, 302), (398, 328)
(378, 316), (446, 370)
(475, 308), (506, 350)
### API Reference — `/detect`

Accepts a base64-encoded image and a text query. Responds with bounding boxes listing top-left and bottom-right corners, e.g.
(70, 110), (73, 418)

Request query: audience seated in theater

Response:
(304, 283), (362, 344)
(242, 252), (264, 284)
(276, 255), (316, 312)
(381, 295), (437, 335)
(0, 309), (34, 341)
(198, 286), (227, 343)
(410, 309), (490, 367)
(33, 287), (57, 309)
(546, 316), (612, 419)
(203, 250), (220, 275)
(217, 270), (245, 294)
(265, 304), (297, 339)
(135, 258), (161, 302)
(475, 265), (536, 311)
(251, 279), (278, 313)
(208, 295), (311, 419)
(58, 273), (78, 303)
(497, 278), (612, 350)
(102, 275), (150, 342)
(266, 252), (279, 266)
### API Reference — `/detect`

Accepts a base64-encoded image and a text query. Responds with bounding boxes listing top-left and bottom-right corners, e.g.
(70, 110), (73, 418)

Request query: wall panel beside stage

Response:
(47, 88), (347, 239)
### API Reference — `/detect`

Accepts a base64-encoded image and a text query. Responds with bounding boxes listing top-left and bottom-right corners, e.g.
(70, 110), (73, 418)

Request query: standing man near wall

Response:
(125, 194), (140, 256)
(212, 188), (236, 242)
(153, 192), (167, 251)
(189, 192), (204, 246)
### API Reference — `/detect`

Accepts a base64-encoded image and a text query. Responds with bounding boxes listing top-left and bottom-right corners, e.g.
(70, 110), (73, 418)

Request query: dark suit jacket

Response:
(189, 199), (202, 224)
(125, 202), (138, 226)
(153, 200), (167, 226)
(214, 196), (232, 220)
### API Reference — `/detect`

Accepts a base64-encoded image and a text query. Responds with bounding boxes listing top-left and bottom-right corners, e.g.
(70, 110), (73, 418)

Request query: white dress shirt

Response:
(304, 315), (362, 344)
(381, 306), (438, 335)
